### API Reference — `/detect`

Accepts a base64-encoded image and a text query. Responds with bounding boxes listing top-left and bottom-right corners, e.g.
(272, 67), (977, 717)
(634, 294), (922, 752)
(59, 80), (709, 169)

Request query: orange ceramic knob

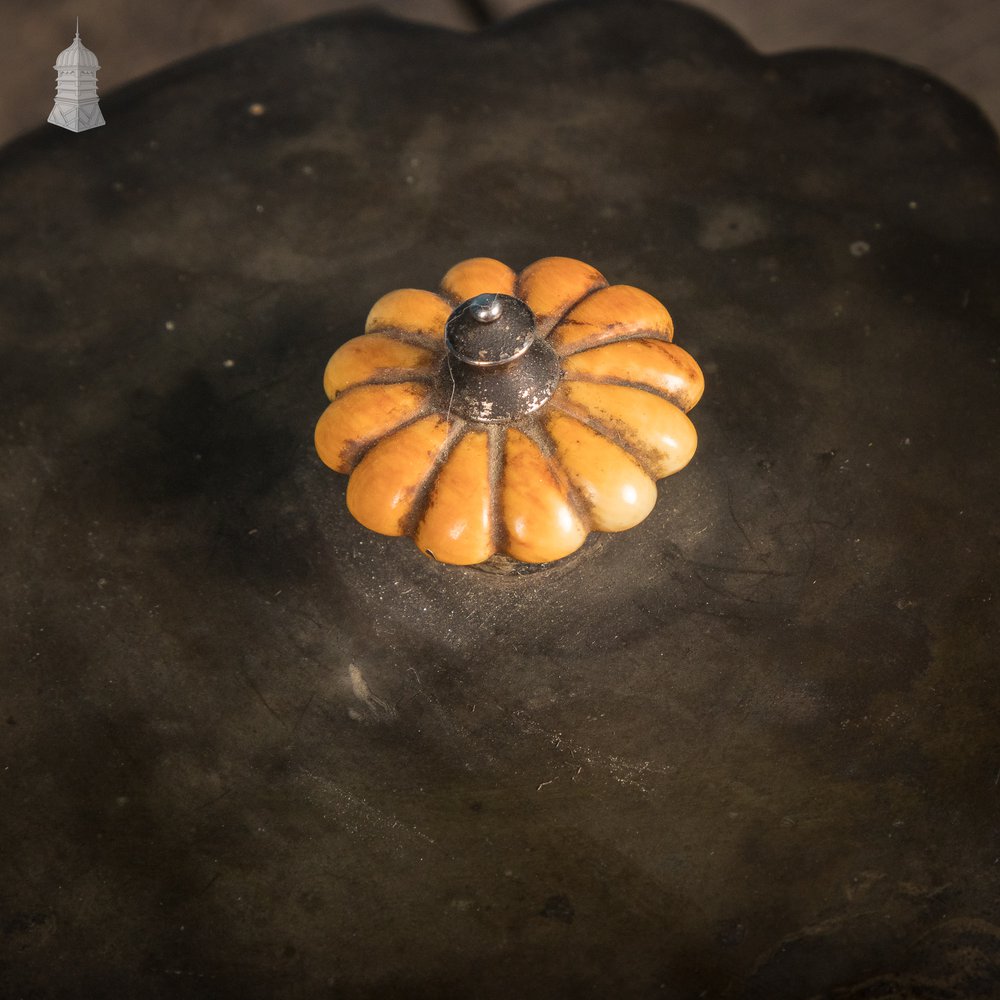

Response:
(315, 257), (704, 566)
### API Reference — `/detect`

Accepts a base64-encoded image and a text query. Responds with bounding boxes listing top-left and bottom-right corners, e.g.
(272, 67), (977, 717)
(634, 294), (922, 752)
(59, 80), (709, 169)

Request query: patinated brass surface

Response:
(1, 2), (998, 996)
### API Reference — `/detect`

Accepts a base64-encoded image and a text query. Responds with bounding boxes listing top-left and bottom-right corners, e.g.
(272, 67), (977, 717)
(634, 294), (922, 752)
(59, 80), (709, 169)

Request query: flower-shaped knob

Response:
(315, 257), (705, 566)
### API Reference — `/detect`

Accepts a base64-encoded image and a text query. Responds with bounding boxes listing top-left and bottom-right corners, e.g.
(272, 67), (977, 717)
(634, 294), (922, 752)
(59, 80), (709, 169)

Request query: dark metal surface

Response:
(446, 293), (527, 364)
(2, 1), (999, 997)
(444, 292), (560, 422)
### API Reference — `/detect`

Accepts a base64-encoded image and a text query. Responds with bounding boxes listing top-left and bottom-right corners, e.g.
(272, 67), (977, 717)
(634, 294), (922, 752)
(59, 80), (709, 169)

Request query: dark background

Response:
(4, 0), (999, 147)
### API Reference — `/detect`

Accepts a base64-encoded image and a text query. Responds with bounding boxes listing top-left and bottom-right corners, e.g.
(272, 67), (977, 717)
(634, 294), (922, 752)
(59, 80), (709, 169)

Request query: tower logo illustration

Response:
(49, 19), (105, 132)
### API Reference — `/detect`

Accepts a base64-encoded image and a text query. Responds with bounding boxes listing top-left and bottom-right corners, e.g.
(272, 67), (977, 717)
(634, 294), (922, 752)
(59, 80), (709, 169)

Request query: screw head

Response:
(469, 294), (503, 324)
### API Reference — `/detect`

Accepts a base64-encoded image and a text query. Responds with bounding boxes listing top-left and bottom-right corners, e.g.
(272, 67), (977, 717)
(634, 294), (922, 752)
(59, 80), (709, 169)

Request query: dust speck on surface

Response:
(347, 663), (396, 723)
(698, 202), (770, 250)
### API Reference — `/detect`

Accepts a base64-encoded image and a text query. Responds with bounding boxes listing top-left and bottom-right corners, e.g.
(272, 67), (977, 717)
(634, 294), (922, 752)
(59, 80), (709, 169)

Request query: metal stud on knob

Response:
(441, 293), (561, 423)
(446, 293), (537, 367)
(469, 293), (503, 324)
